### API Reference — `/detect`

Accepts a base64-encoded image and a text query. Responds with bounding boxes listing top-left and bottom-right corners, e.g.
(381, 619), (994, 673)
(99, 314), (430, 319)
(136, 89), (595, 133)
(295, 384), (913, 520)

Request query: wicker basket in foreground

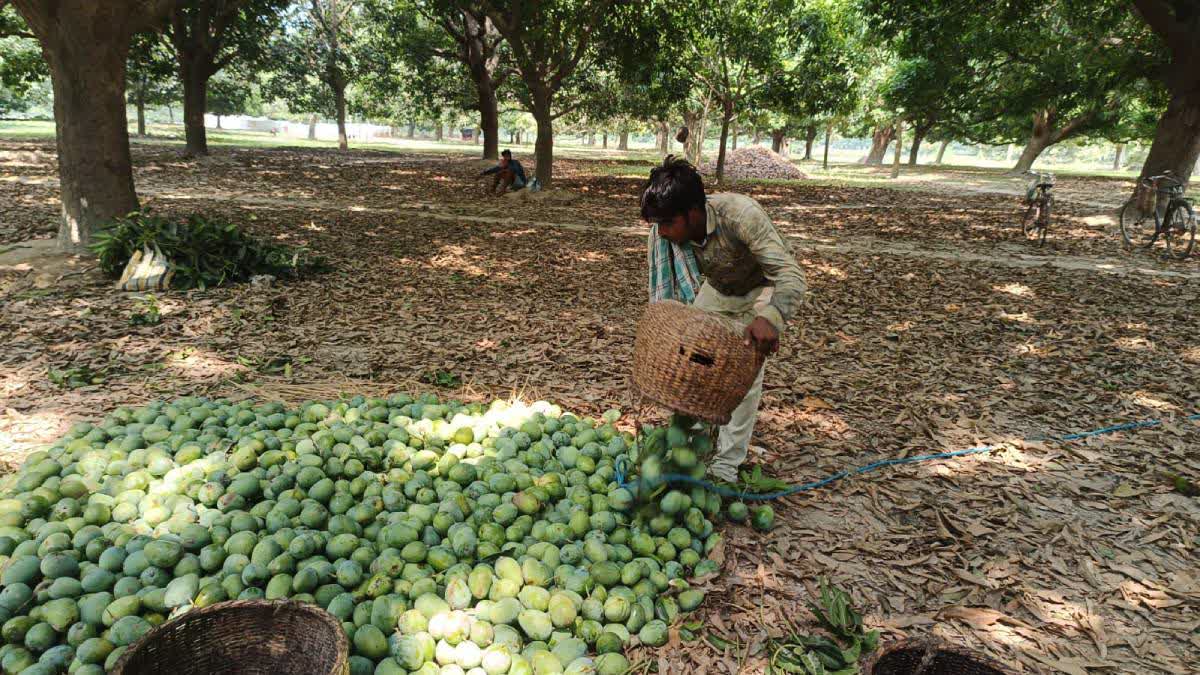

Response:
(632, 300), (764, 425)
(111, 599), (349, 675)
(866, 639), (1013, 675)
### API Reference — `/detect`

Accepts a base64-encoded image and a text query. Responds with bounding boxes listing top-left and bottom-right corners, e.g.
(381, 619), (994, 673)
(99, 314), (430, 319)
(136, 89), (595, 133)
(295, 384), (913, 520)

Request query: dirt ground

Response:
(1, 140), (1198, 673)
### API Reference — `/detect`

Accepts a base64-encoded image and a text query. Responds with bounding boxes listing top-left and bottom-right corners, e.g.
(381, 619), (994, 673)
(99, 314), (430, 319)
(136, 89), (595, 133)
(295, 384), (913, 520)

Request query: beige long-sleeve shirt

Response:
(692, 192), (807, 332)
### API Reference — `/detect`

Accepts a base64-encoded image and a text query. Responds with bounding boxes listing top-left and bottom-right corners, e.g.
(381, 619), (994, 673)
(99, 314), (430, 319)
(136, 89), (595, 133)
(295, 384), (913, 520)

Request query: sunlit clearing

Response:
(166, 349), (242, 379)
(1012, 342), (1052, 357)
(0, 365), (35, 398)
(428, 244), (489, 277)
(993, 282), (1034, 297)
(579, 251), (610, 263)
(1113, 336), (1155, 352)
(997, 310), (1036, 324)
(492, 228), (539, 239)
(303, 221), (325, 232)
(1183, 346), (1200, 363)
(129, 295), (183, 319)
(0, 409), (73, 457)
(1124, 391), (1179, 413)
(812, 262), (847, 279)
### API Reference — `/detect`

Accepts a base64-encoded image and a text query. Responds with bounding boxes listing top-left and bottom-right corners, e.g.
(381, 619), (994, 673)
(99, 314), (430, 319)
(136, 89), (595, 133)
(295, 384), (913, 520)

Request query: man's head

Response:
(500, 149), (512, 167)
(640, 155), (706, 244)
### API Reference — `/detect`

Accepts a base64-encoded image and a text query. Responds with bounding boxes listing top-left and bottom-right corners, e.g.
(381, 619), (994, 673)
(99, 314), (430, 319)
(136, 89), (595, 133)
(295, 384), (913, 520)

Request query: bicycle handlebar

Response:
(1023, 170), (1055, 186)
(1143, 174), (1183, 188)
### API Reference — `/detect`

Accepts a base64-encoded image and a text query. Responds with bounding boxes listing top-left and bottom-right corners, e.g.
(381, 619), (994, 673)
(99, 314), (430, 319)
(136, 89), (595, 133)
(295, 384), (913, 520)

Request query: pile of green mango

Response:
(0, 394), (729, 675)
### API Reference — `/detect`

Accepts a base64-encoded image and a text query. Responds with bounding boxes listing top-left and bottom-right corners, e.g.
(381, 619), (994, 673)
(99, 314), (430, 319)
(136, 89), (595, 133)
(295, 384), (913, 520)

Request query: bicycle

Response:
(1021, 170), (1054, 245)
(1119, 170), (1196, 259)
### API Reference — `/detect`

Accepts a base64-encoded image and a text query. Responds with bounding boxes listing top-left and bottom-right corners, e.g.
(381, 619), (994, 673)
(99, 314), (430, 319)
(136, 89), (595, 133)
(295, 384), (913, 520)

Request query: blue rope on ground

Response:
(615, 412), (1200, 502)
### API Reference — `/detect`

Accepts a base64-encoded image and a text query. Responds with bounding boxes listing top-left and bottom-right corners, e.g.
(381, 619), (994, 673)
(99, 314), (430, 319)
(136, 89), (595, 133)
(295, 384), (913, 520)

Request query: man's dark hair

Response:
(501, 149), (512, 158)
(640, 155), (706, 222)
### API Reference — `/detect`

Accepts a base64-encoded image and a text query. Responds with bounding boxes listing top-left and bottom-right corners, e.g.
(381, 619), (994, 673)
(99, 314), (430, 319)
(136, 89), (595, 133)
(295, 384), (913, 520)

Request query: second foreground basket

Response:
(111, 599), (349, 675)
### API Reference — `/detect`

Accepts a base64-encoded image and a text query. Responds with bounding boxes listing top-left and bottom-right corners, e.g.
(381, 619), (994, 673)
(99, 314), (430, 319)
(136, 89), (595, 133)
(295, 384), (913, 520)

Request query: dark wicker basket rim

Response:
(864, 638), (1017, 675)
(110, 599), (349, 675)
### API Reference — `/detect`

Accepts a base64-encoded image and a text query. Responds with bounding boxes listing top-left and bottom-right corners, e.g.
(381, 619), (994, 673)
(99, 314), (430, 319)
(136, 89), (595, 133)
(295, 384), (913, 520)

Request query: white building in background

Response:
(202, 114), (393, 142)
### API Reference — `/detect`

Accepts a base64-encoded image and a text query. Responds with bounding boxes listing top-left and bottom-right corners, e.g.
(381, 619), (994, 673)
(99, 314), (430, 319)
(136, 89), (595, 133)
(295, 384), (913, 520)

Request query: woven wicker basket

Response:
(865, 639), (1012, 675)
(111, 599), (349, 675)
(631, 300), (764, 425)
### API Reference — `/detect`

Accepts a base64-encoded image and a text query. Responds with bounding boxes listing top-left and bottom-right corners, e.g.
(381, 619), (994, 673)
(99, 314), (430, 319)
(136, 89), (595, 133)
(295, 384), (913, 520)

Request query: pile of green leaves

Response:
(92, 211), (327, 290)
(767, 582), (881, 674)
(47, 364), (106, 389)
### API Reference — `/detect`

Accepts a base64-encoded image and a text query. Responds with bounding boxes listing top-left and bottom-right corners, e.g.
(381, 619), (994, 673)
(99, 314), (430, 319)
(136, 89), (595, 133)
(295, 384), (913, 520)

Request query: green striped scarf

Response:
(647, 224), (701, 304)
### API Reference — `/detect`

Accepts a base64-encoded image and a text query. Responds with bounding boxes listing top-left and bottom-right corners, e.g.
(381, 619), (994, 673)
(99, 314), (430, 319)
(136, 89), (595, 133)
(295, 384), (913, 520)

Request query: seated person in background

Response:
(480, 149), (527, 195)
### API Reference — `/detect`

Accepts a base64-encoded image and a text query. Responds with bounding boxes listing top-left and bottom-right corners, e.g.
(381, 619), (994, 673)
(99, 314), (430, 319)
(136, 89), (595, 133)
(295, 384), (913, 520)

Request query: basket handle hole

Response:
(681, 347), (715, 367)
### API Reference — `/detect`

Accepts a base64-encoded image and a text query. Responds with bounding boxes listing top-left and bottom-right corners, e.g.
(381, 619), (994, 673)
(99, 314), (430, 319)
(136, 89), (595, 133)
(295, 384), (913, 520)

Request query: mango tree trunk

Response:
(803, 124), (817, 160)
(135, 89), (146, 137)
(13, 0), (161, 252)
(908, 123), (930, 166)
(1131, 0), (1200, 190)
(934, 139), (950, 164)
(333, 82), (348, 150)
(531, 89), (554, 186)
(473, 64), (499, 159)
(890, 121), (903, 179)
(1137, 88), (1200, 188)
(714, 99), (733, 182)
(181, 64), (209, 156)
(771, 129), (786, 154)
(864, 125), (894, 165)
(822, 123), (831, 170)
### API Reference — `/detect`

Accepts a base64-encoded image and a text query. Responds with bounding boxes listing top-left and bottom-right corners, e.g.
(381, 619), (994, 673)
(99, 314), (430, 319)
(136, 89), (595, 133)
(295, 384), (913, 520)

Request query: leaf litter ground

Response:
(1, 140), (1198, 673)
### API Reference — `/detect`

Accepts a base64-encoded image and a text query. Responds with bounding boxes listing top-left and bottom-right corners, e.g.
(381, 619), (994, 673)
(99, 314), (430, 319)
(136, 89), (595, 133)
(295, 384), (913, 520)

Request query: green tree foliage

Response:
(478, 0), (621, 186)
(866, 0), (1162, 172)
(0, 6), (45, 114)
(127, 31), (178, 136)
(265, 0), (366, 150)
(1128, 0), (1200, 187)
(358, 1), (486, 145)
(163, 0), (288, 156)
(365, 1), (510, 158)
(207, 70), (254, 125)
(757, 0), (861, 161)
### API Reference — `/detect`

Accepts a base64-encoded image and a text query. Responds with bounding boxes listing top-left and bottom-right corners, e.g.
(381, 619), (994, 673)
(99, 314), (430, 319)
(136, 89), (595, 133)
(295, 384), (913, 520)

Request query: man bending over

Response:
(640, 155), (807, 482)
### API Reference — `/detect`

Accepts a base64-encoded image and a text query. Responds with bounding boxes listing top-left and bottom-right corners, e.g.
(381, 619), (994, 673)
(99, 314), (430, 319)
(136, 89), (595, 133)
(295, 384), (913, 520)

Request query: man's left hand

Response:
(744, 317), (779, 355)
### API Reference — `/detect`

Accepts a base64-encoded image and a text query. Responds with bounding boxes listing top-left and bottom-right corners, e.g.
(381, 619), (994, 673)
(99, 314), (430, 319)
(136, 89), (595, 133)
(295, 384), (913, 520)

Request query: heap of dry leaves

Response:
(701, 146), (809, 181)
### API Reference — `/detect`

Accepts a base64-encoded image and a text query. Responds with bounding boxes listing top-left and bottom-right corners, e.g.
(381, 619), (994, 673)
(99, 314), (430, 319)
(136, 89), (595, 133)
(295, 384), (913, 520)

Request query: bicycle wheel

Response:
(1022, 202), (1041, 240)
(1119, 198), (1157, 248)
(1164, 201), (1197, 260)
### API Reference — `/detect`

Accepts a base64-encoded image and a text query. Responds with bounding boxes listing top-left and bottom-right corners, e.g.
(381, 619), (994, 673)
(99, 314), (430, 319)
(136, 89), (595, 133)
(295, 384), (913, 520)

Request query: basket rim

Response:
(864, 638), (1016, 675)
(111, 598), (349, 675)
